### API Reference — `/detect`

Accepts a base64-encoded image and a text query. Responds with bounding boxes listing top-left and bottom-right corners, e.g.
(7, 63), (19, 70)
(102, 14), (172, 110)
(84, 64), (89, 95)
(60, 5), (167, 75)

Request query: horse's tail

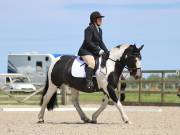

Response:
(40, 74), (57, 111)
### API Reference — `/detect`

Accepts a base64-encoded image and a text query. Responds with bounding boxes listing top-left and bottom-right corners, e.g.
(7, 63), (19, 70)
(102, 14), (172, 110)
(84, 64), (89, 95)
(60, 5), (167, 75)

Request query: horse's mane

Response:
(115, 43), (131, 49)
(101, 44), (121, 67)
(101, 43), (131, 68)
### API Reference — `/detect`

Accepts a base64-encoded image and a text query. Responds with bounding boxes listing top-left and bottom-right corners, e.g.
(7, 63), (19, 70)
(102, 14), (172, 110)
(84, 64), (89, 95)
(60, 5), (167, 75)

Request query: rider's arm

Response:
(99, 29), (108, 53)
(100, 41), (108, 53)
(84, 28), (101, 54)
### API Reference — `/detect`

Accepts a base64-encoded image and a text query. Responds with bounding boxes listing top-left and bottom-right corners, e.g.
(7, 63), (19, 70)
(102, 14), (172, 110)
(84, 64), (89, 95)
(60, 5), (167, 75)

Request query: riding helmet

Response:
(90, 11), (104, 23)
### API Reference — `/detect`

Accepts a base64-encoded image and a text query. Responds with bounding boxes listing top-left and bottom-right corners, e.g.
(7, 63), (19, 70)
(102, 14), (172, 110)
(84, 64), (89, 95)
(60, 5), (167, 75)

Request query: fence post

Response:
(138, 79), (142, 104)
(61, 84), (67, 105)
(161, 72), (165, 104)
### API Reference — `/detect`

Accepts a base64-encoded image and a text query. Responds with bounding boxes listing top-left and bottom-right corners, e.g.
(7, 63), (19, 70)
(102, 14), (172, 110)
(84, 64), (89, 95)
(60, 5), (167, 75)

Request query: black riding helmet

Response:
(90, 11), (104, 24)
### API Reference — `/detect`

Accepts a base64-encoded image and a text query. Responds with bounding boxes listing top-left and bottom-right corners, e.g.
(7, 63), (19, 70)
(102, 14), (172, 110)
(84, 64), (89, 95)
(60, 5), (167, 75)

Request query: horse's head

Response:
(124, 44), (144, 79)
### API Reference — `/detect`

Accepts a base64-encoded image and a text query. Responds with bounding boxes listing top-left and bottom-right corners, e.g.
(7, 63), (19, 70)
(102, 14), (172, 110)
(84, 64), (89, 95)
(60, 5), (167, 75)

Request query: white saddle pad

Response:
(71, 57), (101, 78)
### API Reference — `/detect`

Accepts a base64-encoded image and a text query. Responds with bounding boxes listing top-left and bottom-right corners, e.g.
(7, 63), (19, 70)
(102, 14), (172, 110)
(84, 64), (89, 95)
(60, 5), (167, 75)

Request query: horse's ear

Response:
(139, 44), (144, 51)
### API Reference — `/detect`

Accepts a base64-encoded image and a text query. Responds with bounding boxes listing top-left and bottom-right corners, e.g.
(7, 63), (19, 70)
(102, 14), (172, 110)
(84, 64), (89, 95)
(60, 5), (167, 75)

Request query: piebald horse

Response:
(38, 44), (144, 124)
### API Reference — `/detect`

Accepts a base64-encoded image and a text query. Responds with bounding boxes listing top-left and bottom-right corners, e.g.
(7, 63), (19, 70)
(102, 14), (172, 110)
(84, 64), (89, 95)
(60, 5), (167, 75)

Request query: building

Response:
(7, 53), (62, 86)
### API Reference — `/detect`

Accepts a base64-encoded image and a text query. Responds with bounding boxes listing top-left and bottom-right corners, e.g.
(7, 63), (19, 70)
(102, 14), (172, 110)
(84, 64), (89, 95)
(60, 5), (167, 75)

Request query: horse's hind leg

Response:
(38, 84), (57, 123)
(71, 88), (91, 123)
(92, 95), (109, 123)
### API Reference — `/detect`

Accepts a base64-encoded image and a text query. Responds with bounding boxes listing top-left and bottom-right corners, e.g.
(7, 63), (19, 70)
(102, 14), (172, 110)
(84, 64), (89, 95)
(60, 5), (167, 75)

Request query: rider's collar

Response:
(94, 24), (100, 32)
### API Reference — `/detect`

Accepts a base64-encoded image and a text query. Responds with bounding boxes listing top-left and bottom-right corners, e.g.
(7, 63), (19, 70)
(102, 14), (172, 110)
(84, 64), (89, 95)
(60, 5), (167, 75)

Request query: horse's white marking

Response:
(48, 56), (61, 84)
(136, 58), (141, 68)
(110, 44), (129, 60)
(100, 44), (130, 77)
(97, 44), (130, 96)
(92, 95), (109, 122)
(115, 100), (130, 123)
(96, 72), (109, 95)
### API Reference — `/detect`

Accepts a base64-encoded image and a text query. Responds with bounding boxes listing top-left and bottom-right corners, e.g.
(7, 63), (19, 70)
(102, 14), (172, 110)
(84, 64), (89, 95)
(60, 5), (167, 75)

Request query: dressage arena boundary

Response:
(0, 106), (162, 113)
(0, 70), (180, 106)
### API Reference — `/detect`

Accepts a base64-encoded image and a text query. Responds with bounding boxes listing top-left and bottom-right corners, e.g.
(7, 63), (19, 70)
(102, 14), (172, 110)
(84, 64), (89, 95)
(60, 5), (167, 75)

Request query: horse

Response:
(38, 43), (144, 124)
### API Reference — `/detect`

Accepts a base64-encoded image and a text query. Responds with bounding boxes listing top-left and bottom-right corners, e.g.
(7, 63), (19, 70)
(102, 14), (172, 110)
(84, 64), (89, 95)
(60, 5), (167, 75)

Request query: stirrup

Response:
(86, 80), (94, 90)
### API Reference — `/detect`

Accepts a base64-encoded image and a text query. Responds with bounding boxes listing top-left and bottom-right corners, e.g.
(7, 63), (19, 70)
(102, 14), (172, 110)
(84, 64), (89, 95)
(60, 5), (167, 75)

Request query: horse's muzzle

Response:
(134, 68), (142, 79)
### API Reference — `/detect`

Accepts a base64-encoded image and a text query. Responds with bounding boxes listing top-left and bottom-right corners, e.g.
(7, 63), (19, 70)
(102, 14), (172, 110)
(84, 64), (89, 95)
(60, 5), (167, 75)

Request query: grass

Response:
(164, 94), (180, 103)
(0, 90), (180, 105)
(79, 92), (104, 104)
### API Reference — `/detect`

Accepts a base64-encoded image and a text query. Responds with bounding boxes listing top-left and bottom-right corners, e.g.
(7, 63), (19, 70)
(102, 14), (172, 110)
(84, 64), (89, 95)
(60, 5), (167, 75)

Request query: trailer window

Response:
(45, 56), (49, 61)
(36, 61), (43, 72)
(6, 77), (10, 83)
(28, 56), (31, 61)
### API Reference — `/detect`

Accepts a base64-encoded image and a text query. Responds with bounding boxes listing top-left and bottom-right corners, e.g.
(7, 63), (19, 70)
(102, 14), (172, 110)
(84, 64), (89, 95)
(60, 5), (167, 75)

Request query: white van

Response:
(0, 73), (36, 92)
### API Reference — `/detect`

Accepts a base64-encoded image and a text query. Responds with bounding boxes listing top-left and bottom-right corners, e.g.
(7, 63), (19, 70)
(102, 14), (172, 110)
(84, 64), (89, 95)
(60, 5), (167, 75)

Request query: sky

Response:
(0, 0), (180, 73)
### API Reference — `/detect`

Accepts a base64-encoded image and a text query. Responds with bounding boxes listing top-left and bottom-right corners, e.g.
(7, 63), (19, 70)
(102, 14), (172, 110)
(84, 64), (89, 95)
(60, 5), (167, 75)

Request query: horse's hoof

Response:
(37, 120), (44, 124)
(83, 118), (92, 123)
(91, 120), (97, 124)
(124, 120), (132, 125)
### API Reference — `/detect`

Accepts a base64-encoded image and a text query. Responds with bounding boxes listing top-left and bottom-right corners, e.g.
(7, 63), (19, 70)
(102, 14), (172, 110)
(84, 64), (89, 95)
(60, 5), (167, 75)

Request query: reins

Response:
(100, 55), (141, 75)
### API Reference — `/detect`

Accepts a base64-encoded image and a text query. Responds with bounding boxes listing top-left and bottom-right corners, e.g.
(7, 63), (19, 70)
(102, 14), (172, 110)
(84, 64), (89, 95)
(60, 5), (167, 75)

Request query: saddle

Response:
(71, 56), (101, 78)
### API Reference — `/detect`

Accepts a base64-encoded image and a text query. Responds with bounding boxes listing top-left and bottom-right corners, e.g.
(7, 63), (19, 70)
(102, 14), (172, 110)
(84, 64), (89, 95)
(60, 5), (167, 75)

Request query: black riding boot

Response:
(85, 67), (94, 90)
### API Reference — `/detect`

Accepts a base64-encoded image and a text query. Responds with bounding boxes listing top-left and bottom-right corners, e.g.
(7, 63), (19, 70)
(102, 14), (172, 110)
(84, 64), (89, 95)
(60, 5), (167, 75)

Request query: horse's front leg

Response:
(71, 88), (91, 123)
(118, 75), (126, 102)
(107, 84), (132, 124)
(92, 95), (109, 123)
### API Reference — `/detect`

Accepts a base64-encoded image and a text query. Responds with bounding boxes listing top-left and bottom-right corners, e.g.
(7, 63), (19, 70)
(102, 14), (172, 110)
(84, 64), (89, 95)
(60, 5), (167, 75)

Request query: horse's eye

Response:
(139, 55), (142, 60)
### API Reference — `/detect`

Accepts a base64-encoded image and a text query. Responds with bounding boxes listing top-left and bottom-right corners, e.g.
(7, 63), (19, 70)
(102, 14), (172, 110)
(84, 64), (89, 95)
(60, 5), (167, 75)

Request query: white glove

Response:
(99, 49), (104, 55)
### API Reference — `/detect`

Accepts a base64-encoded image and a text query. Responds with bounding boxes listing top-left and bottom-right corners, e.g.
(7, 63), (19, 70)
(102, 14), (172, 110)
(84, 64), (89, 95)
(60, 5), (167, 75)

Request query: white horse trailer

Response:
(7, 53), (61, 86)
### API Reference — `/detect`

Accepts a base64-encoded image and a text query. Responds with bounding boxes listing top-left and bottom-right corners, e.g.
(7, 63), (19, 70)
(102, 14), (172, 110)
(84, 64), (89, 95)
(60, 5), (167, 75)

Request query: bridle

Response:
(107, 53), (141, 72)
(100, 52), (142, 75)
(124, 66), (141, 72)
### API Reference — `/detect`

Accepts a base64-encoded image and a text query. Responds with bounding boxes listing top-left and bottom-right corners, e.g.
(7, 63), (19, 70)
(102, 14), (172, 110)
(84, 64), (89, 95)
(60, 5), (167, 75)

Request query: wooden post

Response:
(21, 88), (43, 103)
(138, 79), (142, 104)
(161, 72), (165, 104)
(61, 84), (67, 105)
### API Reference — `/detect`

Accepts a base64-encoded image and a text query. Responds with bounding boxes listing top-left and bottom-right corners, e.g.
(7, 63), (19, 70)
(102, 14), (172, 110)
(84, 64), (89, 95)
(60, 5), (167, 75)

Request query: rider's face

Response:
(96, 18), (102, 26)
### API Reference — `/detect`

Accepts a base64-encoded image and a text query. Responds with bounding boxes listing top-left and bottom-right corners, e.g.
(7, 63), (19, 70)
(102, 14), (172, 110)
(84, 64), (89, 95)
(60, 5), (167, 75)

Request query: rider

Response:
(78, 11), (109, 90)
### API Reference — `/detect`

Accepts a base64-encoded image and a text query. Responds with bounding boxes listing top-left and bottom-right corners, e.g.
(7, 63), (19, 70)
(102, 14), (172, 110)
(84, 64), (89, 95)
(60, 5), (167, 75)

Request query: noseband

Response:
(107, 54), (141, 71)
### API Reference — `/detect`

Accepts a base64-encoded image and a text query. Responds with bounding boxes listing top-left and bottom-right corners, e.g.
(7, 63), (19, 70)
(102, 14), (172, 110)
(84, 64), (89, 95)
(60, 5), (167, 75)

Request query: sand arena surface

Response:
(0, 105), (180, 135)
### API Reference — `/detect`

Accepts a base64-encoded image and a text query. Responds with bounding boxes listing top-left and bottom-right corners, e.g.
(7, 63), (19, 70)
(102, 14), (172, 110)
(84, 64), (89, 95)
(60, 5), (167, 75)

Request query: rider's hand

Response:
(99, 49), (104, 55)
(102, 51), (109, 60)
